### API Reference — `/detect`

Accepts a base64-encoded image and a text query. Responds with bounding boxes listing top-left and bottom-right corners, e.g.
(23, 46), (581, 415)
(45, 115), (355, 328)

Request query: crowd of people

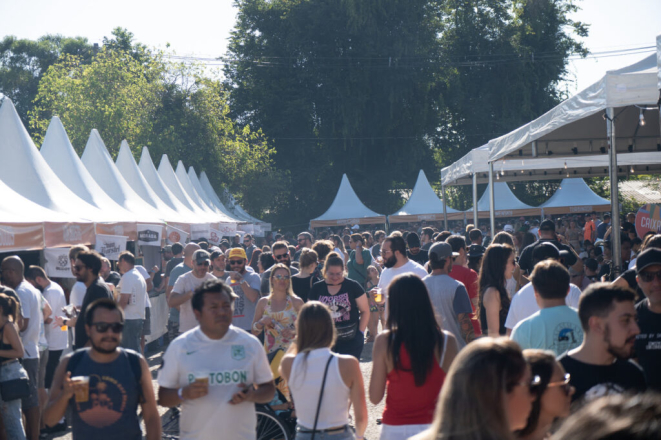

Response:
(0, 209), (658, 440)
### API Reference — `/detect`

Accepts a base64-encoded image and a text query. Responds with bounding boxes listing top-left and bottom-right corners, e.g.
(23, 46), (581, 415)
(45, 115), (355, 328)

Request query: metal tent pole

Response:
(489, 162), (496, 238)
(607, 107), (622, 278)
(472, 172), (478, 228)
(442, 186), (449, 231)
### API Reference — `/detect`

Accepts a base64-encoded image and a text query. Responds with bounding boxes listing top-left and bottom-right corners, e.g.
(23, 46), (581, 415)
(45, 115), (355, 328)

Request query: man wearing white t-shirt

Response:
(158, 278), (274, 440)
(373, 235), (428, 319)
(68, 245), (90, 309)
(505, 242), (581, 335)
(117, 251), (147, 353)
(170, 250), (217, 334)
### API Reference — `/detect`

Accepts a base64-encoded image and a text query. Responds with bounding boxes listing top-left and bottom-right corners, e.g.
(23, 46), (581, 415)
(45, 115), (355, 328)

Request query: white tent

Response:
(186, 167), (237, 223)
(81, 130), (164, 224)
(470, 182), (539, 218)
(0, 99), (100, 246)
(390, 170), (460, 223)
(311, 174), (386, 227)
(539, 178), (610, 215)
(138, 147), (202, 229)
(175, 161), (226, 221)
(157, 154), (218, 223)
(115, 141), (192, 224)
(223, 190), (264, 225)
(197, 171), (244, 223)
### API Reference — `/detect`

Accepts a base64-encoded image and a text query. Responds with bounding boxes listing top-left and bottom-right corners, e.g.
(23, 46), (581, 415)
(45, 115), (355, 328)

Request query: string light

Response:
(630, 166), (635, 173)
(564, 161), (567, 169)
(639, 108), (646, 126)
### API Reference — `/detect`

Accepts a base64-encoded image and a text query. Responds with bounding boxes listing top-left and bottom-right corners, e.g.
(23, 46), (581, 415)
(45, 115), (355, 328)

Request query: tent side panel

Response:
(44, 222), (96, 248)
(0, 223), (44, 252)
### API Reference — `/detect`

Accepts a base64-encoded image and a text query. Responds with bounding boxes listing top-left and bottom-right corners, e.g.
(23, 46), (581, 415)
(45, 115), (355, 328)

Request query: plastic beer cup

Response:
(71, 376), (90, 403)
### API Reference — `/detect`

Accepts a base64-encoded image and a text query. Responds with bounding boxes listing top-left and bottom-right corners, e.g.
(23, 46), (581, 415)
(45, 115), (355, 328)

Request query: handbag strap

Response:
(311, 354), (335, 440)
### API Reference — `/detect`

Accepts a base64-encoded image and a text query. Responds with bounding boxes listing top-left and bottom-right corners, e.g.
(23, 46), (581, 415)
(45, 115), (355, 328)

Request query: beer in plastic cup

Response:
(194, 372), (209, 385)
(71, 376), (90, 403)
(373, 288), (383, 303)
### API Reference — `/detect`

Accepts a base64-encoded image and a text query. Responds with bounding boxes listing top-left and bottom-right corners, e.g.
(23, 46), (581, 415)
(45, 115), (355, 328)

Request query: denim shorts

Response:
(0, 360), (28, 440)
(121, 319), (144, 353)
(295, 424), (355, 440)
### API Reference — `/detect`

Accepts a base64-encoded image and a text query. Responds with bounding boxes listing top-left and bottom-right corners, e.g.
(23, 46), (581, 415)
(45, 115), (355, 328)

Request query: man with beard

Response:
(169, 250), (216, 335)
(633, 248), (661, 391)
(559, 283), (646, 407)
(44, 299), (160, 439)
(100, 257), (121, 287)
(260, 242), (298, 294)
(210, 249), (227, 279)
(226, 248), (262, 331)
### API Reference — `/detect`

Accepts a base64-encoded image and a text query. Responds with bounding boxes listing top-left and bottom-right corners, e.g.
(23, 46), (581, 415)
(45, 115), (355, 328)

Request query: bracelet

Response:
(252, 321), (264, 332)
(178, 387), (185, 401)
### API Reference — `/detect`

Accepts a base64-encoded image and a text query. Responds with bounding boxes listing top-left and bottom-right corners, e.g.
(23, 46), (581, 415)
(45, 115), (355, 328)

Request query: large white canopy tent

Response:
(470, 182), (539, 219)
(39, 116), (141, 239)
(175, 161), (228, 222)
(185, 166), (238, 224)
(223, 190), (268, 228)
(389, 170), (460, 224)
(310, 174), (386, 228)
(197, 171), (246, 223)
(539, 178), (611, 215)
(486, 46), (661, 275)
(81, 130), (165, 225)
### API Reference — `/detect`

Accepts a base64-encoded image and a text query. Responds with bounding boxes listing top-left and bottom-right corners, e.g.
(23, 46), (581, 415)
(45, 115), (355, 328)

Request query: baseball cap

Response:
(210, 250), (224, 260)
(229, 247), (248, 260)
(406, 232), (421, 248)
(539, 219), (555, 231)
(429, 242), (459, 260)
(635, 248), (661, 274)
(160, 245), (173, 253)
(503, 224), (514, 233)
(584, 258), (598, 272)
(467, 244), (486, 258)
(193, 249), (210, 265)
(532, 242), (560, 261)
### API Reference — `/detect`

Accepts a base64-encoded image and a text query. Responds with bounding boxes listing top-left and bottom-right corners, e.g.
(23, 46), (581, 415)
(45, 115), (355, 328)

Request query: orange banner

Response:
(95, 222), (138, 241)
(0, 223), (44, 252)
(44, 222), (96, 248)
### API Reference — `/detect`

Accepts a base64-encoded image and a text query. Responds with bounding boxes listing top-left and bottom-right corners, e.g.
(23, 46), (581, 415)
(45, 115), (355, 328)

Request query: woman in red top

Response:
(369, 273), (458, 440)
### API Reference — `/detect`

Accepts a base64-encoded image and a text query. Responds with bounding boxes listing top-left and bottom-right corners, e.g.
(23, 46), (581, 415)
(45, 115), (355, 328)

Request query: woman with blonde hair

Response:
(412, 338), (536, 440)
(251, 264), (304, 354)
(279, 301), (367, 440)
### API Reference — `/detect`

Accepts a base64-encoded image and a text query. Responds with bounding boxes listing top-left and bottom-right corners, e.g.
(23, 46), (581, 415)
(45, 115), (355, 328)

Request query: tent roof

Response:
(115, 141), (190, 223)
(489, 53), (660, 161)
(157, 155), (218, 223)
(0, 175), (77, 223)
(138, 147), (200, 223)
(472, 182), (536, 212)
(188, 168), (239, 223)
(392, 170), (459, 218)
(175, 161), (224, 219)
(39, 116), (138, 222)
(540, 178), (610, 209)
(197, 171), (244, 222)
(312, 174), (384, 224)
(81, 130), (164, 223)
(0, 99), (106, 222)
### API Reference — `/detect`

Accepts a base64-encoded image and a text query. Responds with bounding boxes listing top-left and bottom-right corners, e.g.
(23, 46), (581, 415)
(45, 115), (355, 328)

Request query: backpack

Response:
(67, 348), (144, 403)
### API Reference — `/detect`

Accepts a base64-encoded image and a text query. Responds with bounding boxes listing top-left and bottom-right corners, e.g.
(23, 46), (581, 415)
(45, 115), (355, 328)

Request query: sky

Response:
(1, 0), (660, 93)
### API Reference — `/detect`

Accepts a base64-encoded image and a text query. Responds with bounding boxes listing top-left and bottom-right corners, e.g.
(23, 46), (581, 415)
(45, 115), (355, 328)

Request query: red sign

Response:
(635, 204), (661, 238)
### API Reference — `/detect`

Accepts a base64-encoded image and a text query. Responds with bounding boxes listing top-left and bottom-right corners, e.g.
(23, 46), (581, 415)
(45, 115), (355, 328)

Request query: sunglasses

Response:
(297, 238), (307, 243)
(229, 260), (244, 265)
(515, 375), (542, 393)
(273, 274), (290, 281)
(639, 270), (661, 283)
(73, 265), (86, 272)
(274, 254), (289, 260)
(196, 261), (210, 266)
(91, 322), (124, 333)
(546, 373), (572, 395)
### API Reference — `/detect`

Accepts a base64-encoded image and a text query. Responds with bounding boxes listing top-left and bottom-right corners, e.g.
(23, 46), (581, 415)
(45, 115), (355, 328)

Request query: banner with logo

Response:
(166, 225), (189, 245)
(217, 223), (237, 235)
(137, 224), (163, 246)
(44, 247), (75, 279)
(95, 234), (128, 261)
(635, 204), (661, 238)
(208, 228), (222, 246)
(191, 224), (211, 241)
(238, 224), (254, 234)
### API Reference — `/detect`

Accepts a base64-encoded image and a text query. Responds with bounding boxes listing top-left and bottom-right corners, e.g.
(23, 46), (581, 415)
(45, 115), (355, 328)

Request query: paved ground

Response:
(45, 338), (384, 440)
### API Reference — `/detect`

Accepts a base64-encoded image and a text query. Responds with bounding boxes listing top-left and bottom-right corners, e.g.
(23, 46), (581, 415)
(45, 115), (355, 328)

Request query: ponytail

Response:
(322, 251), (345, 277)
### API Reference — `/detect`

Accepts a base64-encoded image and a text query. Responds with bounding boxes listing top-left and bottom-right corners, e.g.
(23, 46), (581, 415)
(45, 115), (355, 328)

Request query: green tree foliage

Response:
(0, 34), (94, 130)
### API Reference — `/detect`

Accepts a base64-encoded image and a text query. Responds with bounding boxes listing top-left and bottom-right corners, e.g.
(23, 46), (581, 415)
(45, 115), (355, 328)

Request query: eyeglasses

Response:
(515, 375), (542, 393)
(273, 274), (290, 281)
(547, 373), (572, 395)
(196, 261), (210, 267)
(229, 260), (244, 265)
(90, 322), (124, 333)
(639, 270), (661, 283)
(73, 265), (86, 272)
(243, 240), (251, 244)
(297, 238), (307, 243)
(274, 253), (288, 260)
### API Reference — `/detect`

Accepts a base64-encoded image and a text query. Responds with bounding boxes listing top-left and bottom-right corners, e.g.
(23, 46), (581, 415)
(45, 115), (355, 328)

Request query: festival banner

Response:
(166, 225), (189, 245)
(635, 204), (661, 238)
(0, 223), (44, 253)
(208, 229), (222, 246)
(191, 224), (211, 241)
(43, 247), (75, 279)
(95, 234), (128, 261)
(238, 224), (254, 234)
(137, 224), (163, 246)
(217, 223), (238, 235)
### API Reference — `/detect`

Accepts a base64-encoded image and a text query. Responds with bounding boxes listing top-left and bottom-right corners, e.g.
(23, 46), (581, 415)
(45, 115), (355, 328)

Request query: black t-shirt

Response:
(407, 249), (429, 265)
(104, 271), (121, 287)
(165, 257), (183, 278)
(519, 239), (578, 274)
(74, 277), (113, 349)
(635, 299), (661, 391)
(558, 353), (646, 406)
(308, 278), (365, 337)
(291, 275), (320, 302)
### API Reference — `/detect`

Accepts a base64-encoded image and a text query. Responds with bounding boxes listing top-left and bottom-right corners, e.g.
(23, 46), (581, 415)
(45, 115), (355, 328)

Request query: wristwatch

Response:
(178, 387), (185, 401)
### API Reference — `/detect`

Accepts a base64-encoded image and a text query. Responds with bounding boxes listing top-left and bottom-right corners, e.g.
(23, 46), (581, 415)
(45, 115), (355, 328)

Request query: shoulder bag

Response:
(0, 324), (30, 402)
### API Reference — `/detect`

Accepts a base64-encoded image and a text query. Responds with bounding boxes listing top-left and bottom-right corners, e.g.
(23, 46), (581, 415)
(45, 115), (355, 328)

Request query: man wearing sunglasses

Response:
(242, 234), (257, 263)
(634, 248), (661, 391)
(45, 299), (161, 440)
(170, 250), (217, 336)
(293, 232), (313, 262)
(226, 248), (262, 331)
(116, 252), (148, 354)
(260, 241), (299, 295)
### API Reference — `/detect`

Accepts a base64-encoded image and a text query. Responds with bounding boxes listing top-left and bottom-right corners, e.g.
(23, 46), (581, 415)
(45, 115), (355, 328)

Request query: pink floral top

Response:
(262, 297), (298, 354)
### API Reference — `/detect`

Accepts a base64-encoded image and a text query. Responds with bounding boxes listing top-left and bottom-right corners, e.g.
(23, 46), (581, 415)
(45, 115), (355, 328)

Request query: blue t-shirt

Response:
(511, 305), (583, 356)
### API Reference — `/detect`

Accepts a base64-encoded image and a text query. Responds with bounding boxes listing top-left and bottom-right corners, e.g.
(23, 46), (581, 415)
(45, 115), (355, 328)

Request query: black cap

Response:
(467, 244), (486, 258)
(210, 250), (224, 260)
(406, 232), (421, 248)
(193, 249), (210, 265)
(584, 258), (598, 272)
(636, 248), (661, 274)
(539, 219), (555, 231)
(532, 242), (560, 261)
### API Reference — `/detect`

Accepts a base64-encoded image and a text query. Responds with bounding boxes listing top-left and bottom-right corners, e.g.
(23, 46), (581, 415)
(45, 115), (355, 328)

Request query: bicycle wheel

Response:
(256, 406), (292, 440)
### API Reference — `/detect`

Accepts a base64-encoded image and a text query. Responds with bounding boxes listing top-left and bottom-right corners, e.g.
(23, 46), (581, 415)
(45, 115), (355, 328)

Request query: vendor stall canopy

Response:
(311, 174), (386, 227)
(389, 170), (459, 223)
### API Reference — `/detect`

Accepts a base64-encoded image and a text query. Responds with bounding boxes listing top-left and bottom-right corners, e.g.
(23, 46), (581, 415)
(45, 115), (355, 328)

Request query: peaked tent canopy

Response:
(539, 178), (610, 215)
(81, 130), (165, 224)
(186, 167), (237, 223)
(196, 171), (244, 223)
(390, 170), (460, 223)
(469, 182), (540, 218)
(175, 161), (229, 221)
(311, 174), (386, 227)
(223, 190), (266, 226)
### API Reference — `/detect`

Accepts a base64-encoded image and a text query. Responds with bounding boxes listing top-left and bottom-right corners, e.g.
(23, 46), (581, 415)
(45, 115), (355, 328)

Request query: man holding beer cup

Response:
(44, 298), (161, 439)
